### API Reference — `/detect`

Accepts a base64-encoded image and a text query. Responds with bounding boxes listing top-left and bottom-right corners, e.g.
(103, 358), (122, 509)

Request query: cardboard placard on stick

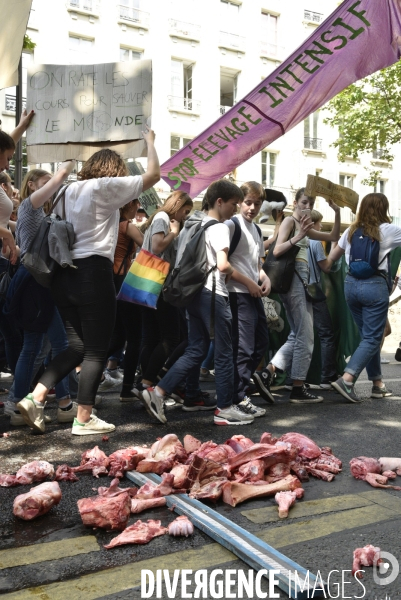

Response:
(127, 161), (162, 217)
(304, 175), (359, 214)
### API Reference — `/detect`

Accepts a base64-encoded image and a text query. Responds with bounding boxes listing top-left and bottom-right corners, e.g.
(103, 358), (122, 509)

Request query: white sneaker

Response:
(10, 411), (52, 426)
(98, 372), (121, 392)
(214, 404), (254, 425)
(71, 415), (115, 436)
(142, 387), (167, 424)
(380, 356), (390, 364)
(237, 397), (266, 418)
(16, 394), (46, 433)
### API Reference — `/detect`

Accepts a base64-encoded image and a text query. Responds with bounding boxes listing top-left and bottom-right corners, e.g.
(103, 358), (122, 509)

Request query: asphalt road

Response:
(1, 353), (401, 600)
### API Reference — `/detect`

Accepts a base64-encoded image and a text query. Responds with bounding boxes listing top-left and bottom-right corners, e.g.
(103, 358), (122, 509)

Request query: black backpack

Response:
(162, 219), (219, 308)
(228, 216), (262, 257)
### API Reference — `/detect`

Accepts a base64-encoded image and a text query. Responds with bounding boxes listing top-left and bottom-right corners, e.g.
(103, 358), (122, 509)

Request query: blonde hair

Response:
(21, 169), (53, 214)
(311, 209), (323, 224)
(240, 181), (265, 201)
(142, 191), (193, 232)
(348, 193), (391, 242)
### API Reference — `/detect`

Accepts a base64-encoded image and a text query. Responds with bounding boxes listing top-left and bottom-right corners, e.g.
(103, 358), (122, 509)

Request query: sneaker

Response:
(71, 415), (115, 436)
(199, 369), (215, 382)
(98, 372), (121, 393)
(3, 400), (18, 417)
(119, 389), (138, 402)
(168, 388), (185, 404)
(246, 380), (258, 396)
(142, 388), (167, 424)
(331, 378), (362, 403)
(10, 411), (52, 427)
(380, 356), (390, 364)
(16, 394), (46, 433)
(371, 384), (393, 398)
(237, 397), (266, 417)
(395, 346), (401, 362)
(57, 402), (97, 423)
(253, 369), (275, 403)
(132, 382), (148, 400)
(290, 385), (324, 404)
(106, 368), (124, 381)
(214, 404), (254, 425)
(182, 394), (217, 412)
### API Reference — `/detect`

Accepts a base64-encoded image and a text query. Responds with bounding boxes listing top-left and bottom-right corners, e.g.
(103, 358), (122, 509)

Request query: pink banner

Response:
(161, 0), (401, 197)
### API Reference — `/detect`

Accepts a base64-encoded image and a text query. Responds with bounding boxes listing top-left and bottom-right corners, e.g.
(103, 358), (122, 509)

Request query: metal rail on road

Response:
(126, 470), (326, 599)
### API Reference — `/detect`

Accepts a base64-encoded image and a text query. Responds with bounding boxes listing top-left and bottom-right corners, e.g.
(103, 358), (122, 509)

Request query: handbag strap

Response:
(309, 246), (320, 285)
(50, 183), (72, 214)
(116, 239), (134, 276)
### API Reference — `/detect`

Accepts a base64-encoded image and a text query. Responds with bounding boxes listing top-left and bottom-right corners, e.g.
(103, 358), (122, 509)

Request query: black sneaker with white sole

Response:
(289, 385), (323, 404)
(331, 378), (362, 403)
(253, 369), (275, 403)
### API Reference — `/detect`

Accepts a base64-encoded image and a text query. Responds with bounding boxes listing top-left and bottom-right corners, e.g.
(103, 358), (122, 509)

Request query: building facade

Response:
(1, 0), (401, 225)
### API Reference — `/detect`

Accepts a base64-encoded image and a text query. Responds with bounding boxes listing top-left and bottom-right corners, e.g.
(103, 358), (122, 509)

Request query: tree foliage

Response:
(23, 34), (35, 51)
(323, 60), (401, 186)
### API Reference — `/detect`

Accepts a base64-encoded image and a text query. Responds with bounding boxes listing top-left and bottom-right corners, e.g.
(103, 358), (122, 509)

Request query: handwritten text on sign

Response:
(26, 60), (152, 145)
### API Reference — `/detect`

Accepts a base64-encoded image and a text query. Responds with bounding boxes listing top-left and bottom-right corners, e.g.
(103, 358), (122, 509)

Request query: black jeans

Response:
(39, 256), (116, 406)
(312, 299), (337, 382)
(108, 274), (142, 389)
(141, 295), (180, 384)
(230, 292), (269, 403)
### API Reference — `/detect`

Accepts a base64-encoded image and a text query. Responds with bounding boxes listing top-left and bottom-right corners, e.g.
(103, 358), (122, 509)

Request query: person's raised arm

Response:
(126, 222), (144, 246)
(141, 127), (160, 191)
(30, 161), (76, 209)
(309, 201), (341, 242)
(10, 110), (35, 145)
(273, 216), (313, 257)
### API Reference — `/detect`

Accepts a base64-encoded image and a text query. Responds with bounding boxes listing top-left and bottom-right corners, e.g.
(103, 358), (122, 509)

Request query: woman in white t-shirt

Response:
(137, 191), (193, 395)
(328, 193), (401, 403)
(16, 127), (160, 436)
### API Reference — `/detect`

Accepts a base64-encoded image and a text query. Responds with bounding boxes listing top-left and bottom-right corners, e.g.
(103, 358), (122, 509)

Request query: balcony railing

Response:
(304, 137), (322, 150)
(260, 40), (283, 59)
(68, 0), (94, 11)
(169, 19), (200, 40)
(119, 5), (150, 28)
(219, 31), (246, 52)
(5, 95), (26, 112)
(373, 148), (386, 159)
(304, 10), (323, 23)
(220, 105), (233, 115)
(168, 96), (201, 113)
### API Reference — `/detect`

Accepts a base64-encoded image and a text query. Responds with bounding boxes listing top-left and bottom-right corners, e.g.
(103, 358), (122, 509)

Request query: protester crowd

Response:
(1, 112), (401, 436)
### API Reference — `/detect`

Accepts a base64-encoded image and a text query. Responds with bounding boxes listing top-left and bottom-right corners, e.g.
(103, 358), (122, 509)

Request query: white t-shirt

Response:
(0, 187), (13, 229)
(202, 217), (230, 297)
(338, 223), (401, 270)
(54, 175), (143, 261)
(225, 215), (264, 293)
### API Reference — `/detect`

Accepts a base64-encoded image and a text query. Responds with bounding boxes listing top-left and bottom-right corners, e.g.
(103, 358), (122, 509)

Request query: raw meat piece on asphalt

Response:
(0, 474), (18, 487)
(183, 434), (201, 454)
(150, 434), (187, 463)
(136, 473), (174, 499)
(349, 457), (381, 480)
(54, 464), (79, 482)
(279, 432), (321, 459)
(72, 446), (109, 477)
(275, 491), (298, 518)
(13, 481), (62, 520)
(168, 515), (194, 537)
(189, 477), (228, 501)
(222, 475), (302, 507)
(77, 492), (131, 530)
(364, 472), (401, 490)
(95, 478), (137, 498)
(131, 497), (167, 513)
(379, 457), (401, 474)
(104, 519), (168, 548)
(352, 545), (381, 578)
(108, 448), (139, 478)
(15, 461), (54, 485)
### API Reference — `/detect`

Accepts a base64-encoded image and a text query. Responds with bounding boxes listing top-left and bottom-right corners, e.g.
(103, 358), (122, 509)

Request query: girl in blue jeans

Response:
(329, 193), (401, 403)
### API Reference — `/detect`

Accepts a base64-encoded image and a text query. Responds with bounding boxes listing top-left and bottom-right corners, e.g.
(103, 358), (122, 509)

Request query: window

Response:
(304, 112), (321, 150)
(220, 71), (238, 112)
(171, 135), (192, 156)
(69, 35), (94, 64)
(339, 174), (354, 189)
(261, 151), (276, 187)
(261, 12), (278, 56)
(170, 60), (194, 110)
(120, 47), (143, 61)
(374, 179), (386, 193)
(220, 0), (240, 32)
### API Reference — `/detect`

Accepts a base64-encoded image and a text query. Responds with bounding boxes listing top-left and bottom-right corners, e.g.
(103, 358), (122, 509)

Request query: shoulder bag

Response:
(262, 220), (300, 294)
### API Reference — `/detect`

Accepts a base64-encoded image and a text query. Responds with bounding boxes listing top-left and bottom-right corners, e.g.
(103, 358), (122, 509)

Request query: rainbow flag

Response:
(116, 249), (170, 309)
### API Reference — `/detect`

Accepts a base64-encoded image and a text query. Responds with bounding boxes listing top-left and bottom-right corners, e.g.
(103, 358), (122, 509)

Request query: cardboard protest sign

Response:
(160, 0), (401, 197)
(26, 60), (152, 163)
(305, 174), (359, 213)
(0, 0), (32, 89)
(127, 161), (162, 216)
